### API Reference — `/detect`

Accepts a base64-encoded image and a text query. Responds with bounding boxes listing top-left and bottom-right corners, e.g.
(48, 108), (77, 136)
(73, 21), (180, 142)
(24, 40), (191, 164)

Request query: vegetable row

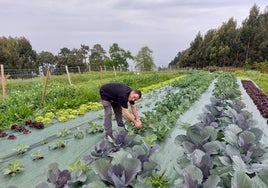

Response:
(174, 73), (268, 187)
(241, 80), (268, 118)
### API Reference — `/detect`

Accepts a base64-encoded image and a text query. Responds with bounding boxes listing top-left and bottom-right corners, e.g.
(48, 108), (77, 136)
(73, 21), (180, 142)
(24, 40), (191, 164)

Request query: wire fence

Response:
(1, 64), (168, 79)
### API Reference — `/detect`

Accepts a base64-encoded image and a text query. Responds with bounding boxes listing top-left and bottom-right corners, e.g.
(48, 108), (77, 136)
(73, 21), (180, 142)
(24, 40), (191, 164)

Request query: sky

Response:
(0, 0), (267, 67)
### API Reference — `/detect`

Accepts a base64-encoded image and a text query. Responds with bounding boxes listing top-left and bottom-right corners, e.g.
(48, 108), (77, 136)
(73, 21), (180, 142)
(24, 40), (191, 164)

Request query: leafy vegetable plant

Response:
(56, 128), (71, 137)
(3, 160), (24, 176)
(86, 121), (103, 134)
(49, 140), (67, 150)
(74, 127), (84, 139)
(16, 144), (29, 154)
(31, 149), (44, 160)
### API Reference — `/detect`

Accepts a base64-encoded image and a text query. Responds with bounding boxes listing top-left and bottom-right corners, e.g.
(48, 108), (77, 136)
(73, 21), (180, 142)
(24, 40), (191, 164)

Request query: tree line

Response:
(169, 4), (268, 72)
(0, 37), (156, 77)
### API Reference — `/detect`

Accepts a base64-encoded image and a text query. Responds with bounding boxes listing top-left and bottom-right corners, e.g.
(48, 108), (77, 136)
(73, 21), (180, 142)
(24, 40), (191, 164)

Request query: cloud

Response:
(0, 0), (267, 66)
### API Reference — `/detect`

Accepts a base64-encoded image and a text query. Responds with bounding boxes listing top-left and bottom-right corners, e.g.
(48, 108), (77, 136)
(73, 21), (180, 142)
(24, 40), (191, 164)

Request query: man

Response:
(99, 82), (142, 138)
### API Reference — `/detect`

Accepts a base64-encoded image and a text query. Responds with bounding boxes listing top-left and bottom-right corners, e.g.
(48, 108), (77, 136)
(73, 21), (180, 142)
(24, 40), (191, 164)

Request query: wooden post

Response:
(1, 64), (6, 99)
(77, 66), (81, 74)
(99, 65), (103, 85)
(113, 66), (117, 76)
(41, 67), (50, 104)
(65, 65), (72, 85)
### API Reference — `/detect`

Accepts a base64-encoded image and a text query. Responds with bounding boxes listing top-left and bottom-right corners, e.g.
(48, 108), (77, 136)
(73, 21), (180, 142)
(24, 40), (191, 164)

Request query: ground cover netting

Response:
(166, 74), (268, 187)
(0, 77), (185, 187)
(0, 71), (268, 188)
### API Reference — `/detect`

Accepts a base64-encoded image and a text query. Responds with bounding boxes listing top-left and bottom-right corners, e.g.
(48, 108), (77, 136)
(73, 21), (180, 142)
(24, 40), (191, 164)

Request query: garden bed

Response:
(1, 72), (267, 188)
(0, 83), (181, 187)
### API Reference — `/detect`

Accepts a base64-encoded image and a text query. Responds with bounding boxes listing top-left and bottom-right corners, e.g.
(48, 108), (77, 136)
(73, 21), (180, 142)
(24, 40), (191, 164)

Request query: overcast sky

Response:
(0, 0), (267, 67)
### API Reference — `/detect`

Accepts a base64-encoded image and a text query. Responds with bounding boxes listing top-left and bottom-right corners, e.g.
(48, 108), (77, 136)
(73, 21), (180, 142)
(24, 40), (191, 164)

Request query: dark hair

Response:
(133, 90), (142, 98)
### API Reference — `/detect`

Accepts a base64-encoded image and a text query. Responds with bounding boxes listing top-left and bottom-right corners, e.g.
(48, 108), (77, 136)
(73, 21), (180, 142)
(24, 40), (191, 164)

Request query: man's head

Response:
(128, 90), (142, 102)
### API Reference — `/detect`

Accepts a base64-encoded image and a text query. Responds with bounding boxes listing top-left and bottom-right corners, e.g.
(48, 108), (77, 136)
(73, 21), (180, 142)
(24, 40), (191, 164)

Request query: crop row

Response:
(174, 73), (268, 187)
(29, 71), (217, 187)
(241, 80), (268, 118)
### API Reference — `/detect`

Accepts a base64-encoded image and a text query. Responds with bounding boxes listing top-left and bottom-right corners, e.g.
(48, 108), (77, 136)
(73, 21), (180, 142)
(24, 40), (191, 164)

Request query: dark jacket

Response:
(100, 83), (134, 108)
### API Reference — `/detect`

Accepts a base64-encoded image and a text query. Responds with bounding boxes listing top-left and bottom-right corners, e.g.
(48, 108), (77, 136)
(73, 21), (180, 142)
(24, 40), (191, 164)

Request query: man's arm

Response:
(130, 104), (140, 120)
(122, 107), (142, 128)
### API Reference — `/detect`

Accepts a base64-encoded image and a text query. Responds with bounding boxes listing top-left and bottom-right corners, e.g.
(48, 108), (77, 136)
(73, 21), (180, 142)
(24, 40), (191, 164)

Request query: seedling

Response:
(16, 144), (29, 154)
(57, 127), (71, 137)
(3, 160), (24, 176)
(49, 139), (67, 150)
(74, 127), (84, 139)
(86, 122), (103, 134)
(68, 160), (90, 173)
(146, 172), (169, 188)
(31, 149), (44, 160)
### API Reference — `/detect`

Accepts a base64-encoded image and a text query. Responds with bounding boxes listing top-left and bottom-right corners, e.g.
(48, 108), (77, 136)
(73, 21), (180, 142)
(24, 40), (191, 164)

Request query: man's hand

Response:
(134, 119), (142, 129)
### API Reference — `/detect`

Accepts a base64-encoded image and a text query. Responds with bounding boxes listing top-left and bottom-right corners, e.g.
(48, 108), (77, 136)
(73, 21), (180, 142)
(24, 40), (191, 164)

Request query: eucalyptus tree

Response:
(176, 48), (191, 68)
(202, 29), (217, 67)
(56, 47), (86, 73)
(16, 37), (37, 69)
(108, 43), (133, 71)
(89, 44), (107, 70)
(0, 36), (36, 69)
(0, 36), (15, 68)
(80, 44), (89, 64)
(168, 51), (182, 69)
(37, 51), (56, 66)
(135, 46), (155, 71)
(218, 18), (238, 67)
(188, 31), (203, 68)
(240, 4), (261, 65)
(252, 8), (268, 63)
(57, 47), (71, 68)
(36, 51), (57, 74)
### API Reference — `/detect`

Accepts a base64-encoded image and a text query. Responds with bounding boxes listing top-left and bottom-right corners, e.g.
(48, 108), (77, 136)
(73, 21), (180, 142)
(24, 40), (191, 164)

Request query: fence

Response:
(0, 64), (157, 79)
(0, 64), (163, 99)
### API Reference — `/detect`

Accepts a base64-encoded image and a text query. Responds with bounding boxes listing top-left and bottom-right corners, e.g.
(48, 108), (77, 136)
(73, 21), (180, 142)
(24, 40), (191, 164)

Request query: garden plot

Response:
(169, 74), (268, 187)
(6, 72), (268, 187)
(0, 71), (217, 187)
(154, 78), (217, 185)
(0, 84), (178, 187)
(237, 78), (268, 144)
(154, 76), (268, 187)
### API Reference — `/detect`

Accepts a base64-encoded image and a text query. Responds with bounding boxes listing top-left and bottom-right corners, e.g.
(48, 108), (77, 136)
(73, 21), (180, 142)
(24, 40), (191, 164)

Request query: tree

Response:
(252, 9), (268, 63)
(201, 29), (217, 67)
(188, 31), (203, 68)
(80, 44), (89, 64)
(135, 46), (155, 71)
(15, 37), (37, 69)
(36, 51), (56, 75)
(240, 4), (261, 65)
(0, 36), (36, 70)
(108, 43), (132, 70)
(57, 47), (71, 67)
(37, 51), (56, 67)
(89, 44), (107, 70)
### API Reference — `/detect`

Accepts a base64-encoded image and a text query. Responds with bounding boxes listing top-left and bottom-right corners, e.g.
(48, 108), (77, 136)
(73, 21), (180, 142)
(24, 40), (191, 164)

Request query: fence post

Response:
(99, 65), (103, 85)
(1, 64), (6, 99)
(41, 67), (50, 104)
(65, 65), (72, 85)
(113, 66), (117, 76)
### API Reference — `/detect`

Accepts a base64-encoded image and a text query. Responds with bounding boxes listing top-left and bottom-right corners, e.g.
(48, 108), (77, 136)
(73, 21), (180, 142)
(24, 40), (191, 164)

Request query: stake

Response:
(99, 65), (103, 85)
(1, 64), (6, 99)
(41, 67), (50, 104)
(65, 65), (72, 85)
